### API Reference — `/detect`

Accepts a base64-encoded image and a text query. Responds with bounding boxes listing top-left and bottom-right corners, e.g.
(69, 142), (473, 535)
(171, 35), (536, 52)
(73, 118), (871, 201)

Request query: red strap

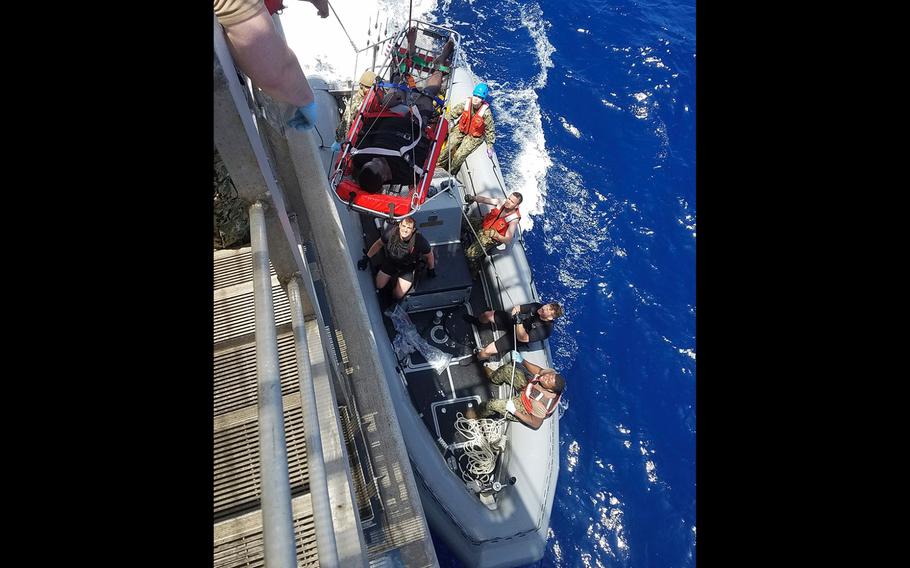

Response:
(264, 0), (285, 15)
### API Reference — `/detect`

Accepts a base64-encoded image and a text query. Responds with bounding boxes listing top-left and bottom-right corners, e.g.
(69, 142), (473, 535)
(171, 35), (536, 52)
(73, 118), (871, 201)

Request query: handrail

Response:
(287, 278), (340, 568)
(215, 14), (363, 566)
(249, 201), (298, 568)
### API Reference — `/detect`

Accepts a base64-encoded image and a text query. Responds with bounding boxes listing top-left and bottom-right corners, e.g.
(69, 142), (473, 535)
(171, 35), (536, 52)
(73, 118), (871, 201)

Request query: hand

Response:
(357, 254), (369, 271)
(510, 306), (521, 316)
(487, 147), (494, 159)
(288, 101), (317, 131)
(510, 350), (523, 364)
(464, 193), (475, 204)
(427, 268), (437, 278)
(505, 399), (517, 414)
(331, 141), (341, 152)
(304, 0), (329, 18)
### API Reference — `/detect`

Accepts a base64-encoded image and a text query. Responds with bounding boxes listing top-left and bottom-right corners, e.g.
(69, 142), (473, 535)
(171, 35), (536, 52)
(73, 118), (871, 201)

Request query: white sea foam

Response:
(495, 85), (551, 231)
(596, 494), (629, 557)
(491, 1), (556, 232)
(559, 116), (582, 138)
(645, 459), (658, 483)
(520, 3), (555, 88)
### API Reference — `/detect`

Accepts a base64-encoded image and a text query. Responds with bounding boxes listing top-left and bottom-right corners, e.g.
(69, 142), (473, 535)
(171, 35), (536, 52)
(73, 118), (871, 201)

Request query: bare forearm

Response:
(522, 360), (544, 376)
(223, 8), (314, 107)
(501, 222), (516, 243)
(367, 239), (382, 257)
(514, 323), (530, 343)
(514, 409), (542, 430)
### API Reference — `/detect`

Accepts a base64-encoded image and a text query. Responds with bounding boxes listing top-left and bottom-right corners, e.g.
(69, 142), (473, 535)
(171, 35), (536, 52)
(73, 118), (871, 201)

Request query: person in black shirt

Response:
(358, 217), (436, 300)
(460, 301), (564, 365)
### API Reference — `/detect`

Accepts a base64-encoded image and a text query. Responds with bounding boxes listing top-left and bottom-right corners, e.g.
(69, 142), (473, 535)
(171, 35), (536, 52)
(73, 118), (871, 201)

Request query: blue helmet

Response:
(473, 82), (490, 100)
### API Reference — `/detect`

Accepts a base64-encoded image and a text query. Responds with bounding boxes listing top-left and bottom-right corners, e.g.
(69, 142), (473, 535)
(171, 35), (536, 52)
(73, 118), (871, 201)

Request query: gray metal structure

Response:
(214, 13), (438, 568)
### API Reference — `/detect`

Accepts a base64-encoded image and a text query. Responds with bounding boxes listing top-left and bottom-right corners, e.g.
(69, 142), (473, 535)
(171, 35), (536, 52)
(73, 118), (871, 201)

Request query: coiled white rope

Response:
(453, 412), (508, 486)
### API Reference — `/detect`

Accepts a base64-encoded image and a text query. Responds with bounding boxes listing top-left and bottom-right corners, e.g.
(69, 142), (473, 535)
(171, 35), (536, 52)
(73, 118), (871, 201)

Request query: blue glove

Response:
(486, 147), (494, 159)
(287, 101), (318, 131)
(331, 141), (341, 152)
(510, 350), (523, 363)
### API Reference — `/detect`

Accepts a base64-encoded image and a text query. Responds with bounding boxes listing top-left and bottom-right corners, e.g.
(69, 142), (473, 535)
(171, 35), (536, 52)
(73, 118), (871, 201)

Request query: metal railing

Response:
(214, 14), (358, 568)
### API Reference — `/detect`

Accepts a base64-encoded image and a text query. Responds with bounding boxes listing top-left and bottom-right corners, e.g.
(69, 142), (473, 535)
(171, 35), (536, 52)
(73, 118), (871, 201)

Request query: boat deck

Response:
(360, 214), (516, 492)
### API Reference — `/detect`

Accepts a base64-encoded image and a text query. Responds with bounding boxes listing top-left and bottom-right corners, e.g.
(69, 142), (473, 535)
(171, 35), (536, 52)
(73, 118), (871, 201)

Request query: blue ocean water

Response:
(432, 0), (696, 566)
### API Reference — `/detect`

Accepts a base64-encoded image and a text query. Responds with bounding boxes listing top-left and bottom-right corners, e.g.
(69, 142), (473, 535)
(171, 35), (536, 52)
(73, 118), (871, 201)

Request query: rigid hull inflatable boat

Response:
(318, 23), (559, 568)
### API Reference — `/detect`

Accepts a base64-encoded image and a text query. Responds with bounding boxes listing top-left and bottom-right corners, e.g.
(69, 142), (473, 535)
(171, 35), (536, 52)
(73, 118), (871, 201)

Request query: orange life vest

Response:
(457, 97), (489, 137)
(481, 206), (521, 237)
(520, 375), (560, 418)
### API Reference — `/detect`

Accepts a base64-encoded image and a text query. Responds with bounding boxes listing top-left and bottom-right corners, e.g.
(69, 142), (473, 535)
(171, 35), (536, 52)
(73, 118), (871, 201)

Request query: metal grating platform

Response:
(214, 332), (301, 418)
(214, 392), (310, 521)
(214, 249), (257, 290)
(214, 495), (320, 568)
(214, 283), (292, 344)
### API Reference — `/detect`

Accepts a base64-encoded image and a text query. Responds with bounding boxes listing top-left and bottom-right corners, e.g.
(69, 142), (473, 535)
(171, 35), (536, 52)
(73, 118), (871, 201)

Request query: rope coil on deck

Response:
(453, 412), (508, 486)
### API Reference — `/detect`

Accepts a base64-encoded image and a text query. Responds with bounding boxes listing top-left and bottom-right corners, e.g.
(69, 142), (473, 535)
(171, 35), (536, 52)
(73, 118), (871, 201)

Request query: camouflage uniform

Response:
(483, 364), (531, 421)
(463, 216), (498, 273)
(437, 100), (495, 175)
(335, 88), (365, 143)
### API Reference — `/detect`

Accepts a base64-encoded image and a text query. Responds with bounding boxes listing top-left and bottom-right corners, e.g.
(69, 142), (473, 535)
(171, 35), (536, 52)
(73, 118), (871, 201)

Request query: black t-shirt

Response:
(519, 302), (553, 343)
(381, 227), (430, 267)
(352, 115), (430, 185)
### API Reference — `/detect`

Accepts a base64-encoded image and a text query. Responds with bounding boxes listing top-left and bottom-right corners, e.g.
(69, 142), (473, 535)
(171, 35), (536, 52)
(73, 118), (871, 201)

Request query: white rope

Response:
(453, 412), (507, 486)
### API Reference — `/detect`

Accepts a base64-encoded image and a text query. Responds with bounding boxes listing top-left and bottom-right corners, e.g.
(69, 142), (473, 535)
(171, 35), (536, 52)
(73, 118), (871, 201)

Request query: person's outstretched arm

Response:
(473, 195), (500, 207)
(306, 0), (329, 18)
(499, 219), (518, 244)
(220, 4), (314, 108)
(506, 400), (543, 430)
(483, 112), (495, 146)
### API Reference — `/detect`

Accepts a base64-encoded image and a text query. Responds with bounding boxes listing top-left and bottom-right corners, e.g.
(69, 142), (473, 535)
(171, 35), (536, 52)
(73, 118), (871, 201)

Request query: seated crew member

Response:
(460, 301), (563, 364)
(437, 82), (496, 175)
(480, 350), (565, 430)
(462, 191), (522, 274)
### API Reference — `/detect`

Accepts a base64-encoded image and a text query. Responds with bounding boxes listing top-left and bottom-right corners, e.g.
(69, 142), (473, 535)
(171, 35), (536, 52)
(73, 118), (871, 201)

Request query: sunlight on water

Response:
(585, 490), (629, 561)
(560, 116), (582, 138)
(549, 527), (563, 563)
(567, 440), (580, 472)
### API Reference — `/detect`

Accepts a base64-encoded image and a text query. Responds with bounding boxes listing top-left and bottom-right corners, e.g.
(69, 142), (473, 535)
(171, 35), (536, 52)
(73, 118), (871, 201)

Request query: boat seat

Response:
(402, 242), (472, 312)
